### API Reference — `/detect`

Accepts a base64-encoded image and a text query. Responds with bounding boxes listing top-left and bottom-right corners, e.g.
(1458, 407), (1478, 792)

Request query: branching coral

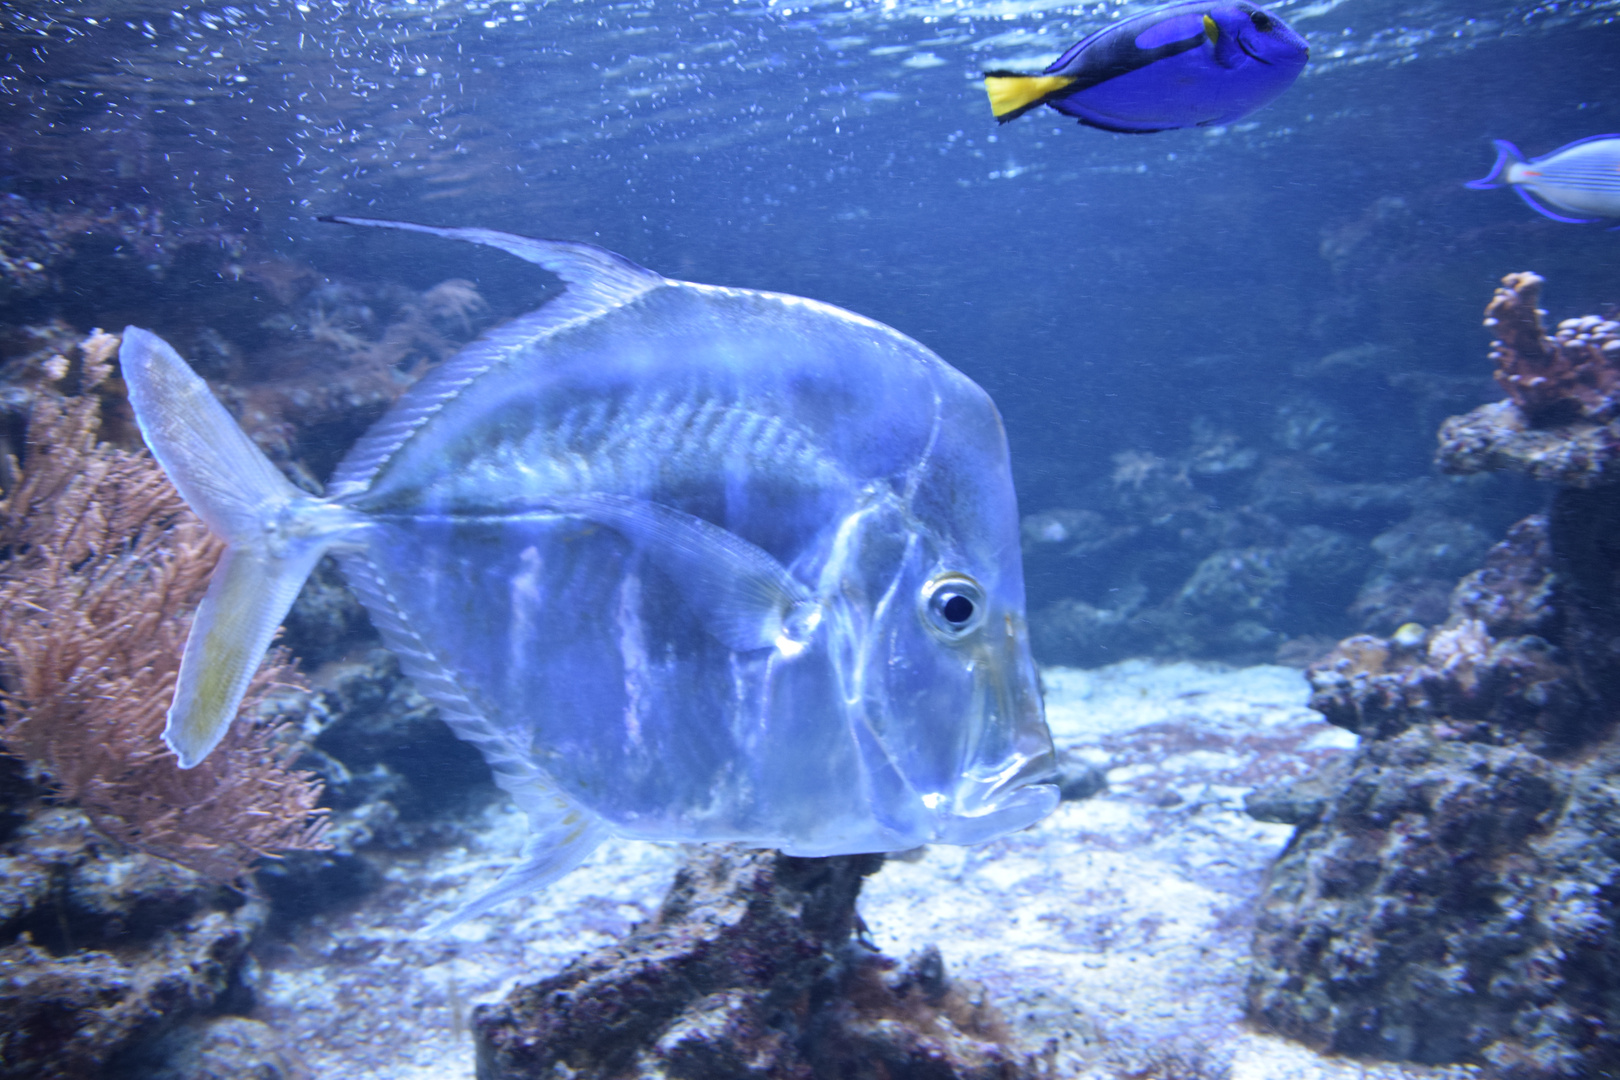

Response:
(1439, 274), (1620, 486)
(1484, 271), (1620, 427)
(0, 331), (328, 884)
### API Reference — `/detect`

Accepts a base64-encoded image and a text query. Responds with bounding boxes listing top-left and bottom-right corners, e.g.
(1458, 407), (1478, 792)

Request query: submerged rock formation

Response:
(0, 795), (274, 1080)
(474, 847), (1027, 1080)
(1247, 273), (1620, 1078)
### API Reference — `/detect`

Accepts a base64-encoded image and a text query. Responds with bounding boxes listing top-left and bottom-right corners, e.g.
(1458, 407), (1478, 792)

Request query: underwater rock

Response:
(1348, 512), (1502, 634)
(1438, 398), (1620, 486)
(1242, 754), (1353, 826)
(0, 802), (269, 1080)
(1248, 724), (1573, 1068)
(255, 645), (502, 926)
(1249, 271), (1620, 1076)
(1052, 753), (1109, 802)
(0, 194), (247, 305)
(1022, 391), (1530, 669)
(474, 846), (1028, 1080)
(111, 1016), (303, 1080)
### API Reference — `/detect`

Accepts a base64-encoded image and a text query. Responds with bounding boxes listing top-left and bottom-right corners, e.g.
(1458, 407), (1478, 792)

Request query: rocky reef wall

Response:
(1246, 272), (1620, 1078)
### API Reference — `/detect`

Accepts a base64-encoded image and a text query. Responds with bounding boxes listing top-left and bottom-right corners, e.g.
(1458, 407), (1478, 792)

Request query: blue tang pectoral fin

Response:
(546, 493), (819, 653)
(120, 326), (362, 768)
(1202, 13), (1244, 67)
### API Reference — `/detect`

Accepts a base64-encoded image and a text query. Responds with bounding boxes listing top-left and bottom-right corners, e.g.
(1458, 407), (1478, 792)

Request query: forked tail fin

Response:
(1466, 139), (1524, 190)
(120, 327), (360, 767)
(982, 71), (1077, 123)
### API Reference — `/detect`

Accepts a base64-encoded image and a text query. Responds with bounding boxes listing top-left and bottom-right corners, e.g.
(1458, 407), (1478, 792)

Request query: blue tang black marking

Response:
(1467, 135), (1620, 227)
(118, 217), (1060, 931)
(983, 0), (1308, 133)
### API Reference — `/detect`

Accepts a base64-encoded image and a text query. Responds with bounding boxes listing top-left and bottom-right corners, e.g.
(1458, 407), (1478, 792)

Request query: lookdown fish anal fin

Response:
(983, 73), (1075, 121)
(120, 326), (355, 768)
(423, 780), (609, 937)
(550, 493), (814, 653)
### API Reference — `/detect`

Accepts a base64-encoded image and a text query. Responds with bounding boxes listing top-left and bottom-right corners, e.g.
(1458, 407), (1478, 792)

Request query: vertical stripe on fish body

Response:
(1468, 135), (1620, 225)
(983, 0), (1307, 133)
(119, 217), (1060, 932)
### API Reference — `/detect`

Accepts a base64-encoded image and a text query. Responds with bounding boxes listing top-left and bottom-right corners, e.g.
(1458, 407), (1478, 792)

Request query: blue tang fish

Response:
(119, 217), (1059, 929)
(983, 0), (1307, 132)
(1467, 135), (1620, 227)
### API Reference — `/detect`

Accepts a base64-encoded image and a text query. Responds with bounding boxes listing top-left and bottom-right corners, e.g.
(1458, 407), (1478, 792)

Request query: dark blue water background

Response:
(4, 0), (1617, 657)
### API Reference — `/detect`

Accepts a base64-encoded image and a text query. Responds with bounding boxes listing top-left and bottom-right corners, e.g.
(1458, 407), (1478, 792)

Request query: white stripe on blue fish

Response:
(1467, 135), (1620, 226)
(117, 216), (1059, 934)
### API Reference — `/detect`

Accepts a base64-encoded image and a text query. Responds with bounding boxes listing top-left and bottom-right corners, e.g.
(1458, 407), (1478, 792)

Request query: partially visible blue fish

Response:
(119, 217), (1059, 931)
(982, 0), (1308, 133)
(1467, 135), (1620, 226)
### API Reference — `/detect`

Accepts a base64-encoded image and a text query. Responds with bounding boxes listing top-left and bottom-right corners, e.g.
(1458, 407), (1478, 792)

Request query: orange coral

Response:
(0, 331), (328, 883)
(1485, 271), (1620, 426)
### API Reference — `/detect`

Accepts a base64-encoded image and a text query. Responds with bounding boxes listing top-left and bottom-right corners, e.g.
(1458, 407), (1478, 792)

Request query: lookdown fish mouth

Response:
(119, 214), (1061, 931)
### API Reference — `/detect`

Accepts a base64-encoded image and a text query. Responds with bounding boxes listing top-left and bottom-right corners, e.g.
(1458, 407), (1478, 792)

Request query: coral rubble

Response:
(1248, 273), (1620, 1078)
(474, 847), (1028, 1080)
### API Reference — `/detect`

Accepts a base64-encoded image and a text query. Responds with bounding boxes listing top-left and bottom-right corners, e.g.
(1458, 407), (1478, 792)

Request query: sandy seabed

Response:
(255, 660), (1482, 1079)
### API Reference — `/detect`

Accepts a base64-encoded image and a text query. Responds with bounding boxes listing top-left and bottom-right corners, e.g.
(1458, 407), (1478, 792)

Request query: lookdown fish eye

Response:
(922, 574), (987, 638)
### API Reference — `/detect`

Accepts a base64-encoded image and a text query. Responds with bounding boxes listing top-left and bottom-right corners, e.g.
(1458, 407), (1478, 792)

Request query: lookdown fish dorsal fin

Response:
(319, 216), (667, 500)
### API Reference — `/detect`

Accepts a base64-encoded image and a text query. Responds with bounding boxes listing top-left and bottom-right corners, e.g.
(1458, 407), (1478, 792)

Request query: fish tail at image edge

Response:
(1465, 138), (1524, 190)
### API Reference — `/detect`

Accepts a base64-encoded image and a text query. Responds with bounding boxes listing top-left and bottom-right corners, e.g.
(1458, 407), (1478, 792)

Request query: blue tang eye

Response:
(1249, 10), (1275, 31)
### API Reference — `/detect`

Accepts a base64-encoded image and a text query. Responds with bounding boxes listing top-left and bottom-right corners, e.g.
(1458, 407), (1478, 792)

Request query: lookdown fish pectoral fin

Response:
(120, 326), (359, 768)
(551, 493), (817, 652)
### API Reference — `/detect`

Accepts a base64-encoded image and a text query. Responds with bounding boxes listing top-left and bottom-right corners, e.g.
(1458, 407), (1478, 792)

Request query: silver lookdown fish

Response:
(120, 217), (1059, 929)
